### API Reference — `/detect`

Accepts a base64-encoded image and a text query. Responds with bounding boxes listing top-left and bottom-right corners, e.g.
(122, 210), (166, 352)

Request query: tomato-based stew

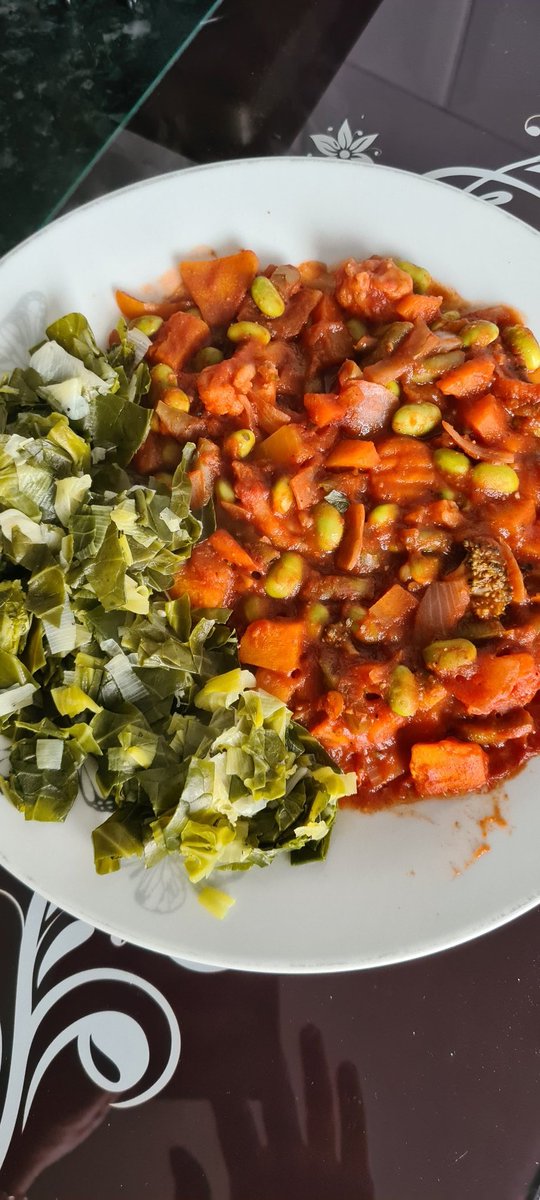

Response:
(119, 249), (540, 808)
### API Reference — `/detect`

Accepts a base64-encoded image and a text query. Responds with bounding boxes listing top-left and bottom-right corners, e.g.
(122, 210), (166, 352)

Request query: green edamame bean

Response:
(471, 463), (519, 496)
(313, 501), (345, 552)
(433, 448), (471, 477)
(504, 325), (540, 373)
(388, 665), (419, 717)
(265, 552), (305, 599)
(392, 402), (441, 437)
(251, 276), (286, 318)
(423, 638), (477, 675)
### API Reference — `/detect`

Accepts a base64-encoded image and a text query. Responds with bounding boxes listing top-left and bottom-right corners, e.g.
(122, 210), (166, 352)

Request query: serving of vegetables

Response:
(122, 247), (540, 808)
(2, 244), (540, 915)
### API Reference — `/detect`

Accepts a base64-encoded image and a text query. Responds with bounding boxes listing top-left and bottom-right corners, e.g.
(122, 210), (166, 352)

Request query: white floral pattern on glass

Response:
(310, 118), (379, 161)
(0, 889), (181, 1170)
(426, 114), (540, 209)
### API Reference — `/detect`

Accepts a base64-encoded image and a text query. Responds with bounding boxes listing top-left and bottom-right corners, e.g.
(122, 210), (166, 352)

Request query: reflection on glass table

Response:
(0, 0), (220, 257)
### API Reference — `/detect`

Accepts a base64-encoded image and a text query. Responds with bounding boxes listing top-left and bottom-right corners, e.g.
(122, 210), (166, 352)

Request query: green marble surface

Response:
(0, 0), (220, 257)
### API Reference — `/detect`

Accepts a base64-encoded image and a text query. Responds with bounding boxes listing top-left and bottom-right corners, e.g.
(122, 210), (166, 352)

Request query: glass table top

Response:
(2, 1), (540, 1197)
(0, 0), (220, 257)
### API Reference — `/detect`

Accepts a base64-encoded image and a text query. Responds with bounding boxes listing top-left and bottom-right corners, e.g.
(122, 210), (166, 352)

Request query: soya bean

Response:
(163, 388), (190, 412)
(131, 315), (163, 336)
(388, 665), (419, 717)
(392, 403), (441, 437)
(367, 503), (400, 527)
(385, 380), (401, 397)
(346, 318), (368, 341)
(423, 638), (477, 675)
(471, 463), (519, 496)
(313, 501), (345, 552)
(227, 321), (271, 346)
(223, 429), (256, 459)
(410, 350), (464, 384)
(409, 554), (440, 585)
(244, 595), (272, 621)
(251, 275), (286, 318)
(161, 439), (183, 468)
(504, 325), (540, 373)
(307, 602), (331, 626)
(433, 448), (471, 477)
(150, 363), (176, 393)
(265, 552), (305, 599)
(271, 477), (294, 515)
(394, 259), (431, 293)
(377, 321), (412, 356)
(215, 479), (236, 503)
(193, 346), (224, 369)
(460, 320), (499, 348)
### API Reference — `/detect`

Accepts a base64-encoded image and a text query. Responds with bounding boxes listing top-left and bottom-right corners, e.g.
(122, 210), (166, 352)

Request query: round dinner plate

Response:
(1, 157), (540, 973)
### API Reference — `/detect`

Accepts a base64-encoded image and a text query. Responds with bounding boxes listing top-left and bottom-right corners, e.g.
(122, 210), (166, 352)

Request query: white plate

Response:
(1, 157), (540, 973)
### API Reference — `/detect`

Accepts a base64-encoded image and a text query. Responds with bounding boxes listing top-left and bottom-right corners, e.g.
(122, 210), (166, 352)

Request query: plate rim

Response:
(2, 155), (540, 972)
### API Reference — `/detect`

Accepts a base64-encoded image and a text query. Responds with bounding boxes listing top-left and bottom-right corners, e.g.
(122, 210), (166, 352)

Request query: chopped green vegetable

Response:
(0, 309), (357, 916)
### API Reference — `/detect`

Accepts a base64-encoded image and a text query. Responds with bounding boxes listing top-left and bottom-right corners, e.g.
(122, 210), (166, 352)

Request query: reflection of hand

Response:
(0, 1073), (111, 1197)
(212, 1024), (374, 1200)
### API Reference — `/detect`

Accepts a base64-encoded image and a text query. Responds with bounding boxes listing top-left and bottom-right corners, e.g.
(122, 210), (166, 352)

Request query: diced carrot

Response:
(449, 653), (539, 716)
(360, 584), (418, 642)
(326, 440), (380, 469)
(312, 293), (345, 324)
(170, 543), (235, 607)
(371, 437), (436, 504)
(367, 705), (405, 748)
(335, 503), (365, 572)
(410, 739), (488, 797)
(181, 251), (258, 326)
(485, 497), (537, 543)
(492, 374), (540, 410)
(438, 357), (495, 397)
(115, 289), (184, 321)
(255, 668), (298, 703)
(464, 392), (509, 443)
(239, 619), (305, 674)
(303, 392), (347, 427)
(394, 293), (443, 322)
(290, 464), (321, 510)
(209, 529), (258, 571)
(254, 424), (310, 466)
(148, 311), (210, 371)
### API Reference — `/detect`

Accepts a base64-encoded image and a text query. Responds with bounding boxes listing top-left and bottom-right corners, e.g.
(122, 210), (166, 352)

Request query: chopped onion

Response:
(127, 327), (152, 366)
(442, 421), (515, 464)
(414, 577), (470, 643)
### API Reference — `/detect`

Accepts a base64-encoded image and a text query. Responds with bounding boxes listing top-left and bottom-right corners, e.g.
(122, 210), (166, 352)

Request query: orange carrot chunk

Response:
(239, 619), (306, 674)
(465, 392), (509, 444)
(115, 289), (184, 321)
(326, 440), (380, 469)
(394, 293), (443, 322)
(335, 503), (365, 572)
(360, 584), (418, 642)
(438, 357), (495, 397)
(148, 311), (210, 371)
(449, 653), (539, 716)
(209, 529), (258, 571)
(410, 739), (488, 797)
(181, 251), (259, 326)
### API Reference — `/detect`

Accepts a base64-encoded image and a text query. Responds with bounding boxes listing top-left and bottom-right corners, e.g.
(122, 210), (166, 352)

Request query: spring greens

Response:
(0, 312), (355, 914)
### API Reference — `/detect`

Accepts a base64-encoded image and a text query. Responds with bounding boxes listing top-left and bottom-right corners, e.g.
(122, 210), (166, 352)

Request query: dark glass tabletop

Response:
(2, 2), (540, 1197)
